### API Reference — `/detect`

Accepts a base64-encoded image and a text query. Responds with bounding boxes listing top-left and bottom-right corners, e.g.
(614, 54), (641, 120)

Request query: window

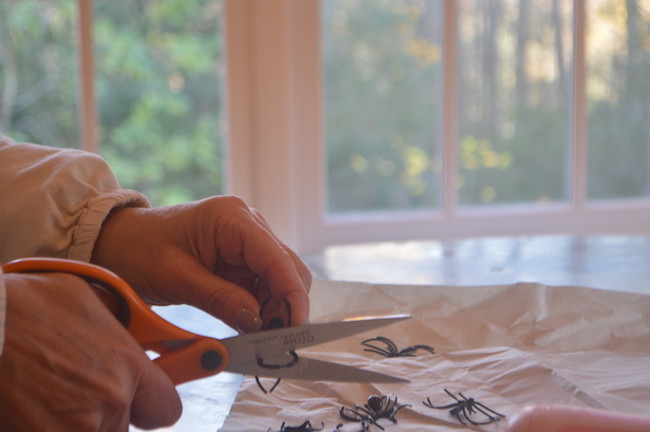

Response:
(587, 0), (650, 199)
(0, 1), (79, 147)
(455, 0), (572, 207)
(322, 1), (443, 213)
(292, 0), (650, 252)
(3, 0), (650, 253)
(1, 0), (225, 206)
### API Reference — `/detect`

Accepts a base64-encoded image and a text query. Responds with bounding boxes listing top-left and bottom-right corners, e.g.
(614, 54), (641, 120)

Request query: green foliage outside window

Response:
(0, 1), (78, 147)
(0, 0), (224, 206)
(2, 0), (648, 211)
(323, 0), (443, 213)
(323, 0), (650, 212)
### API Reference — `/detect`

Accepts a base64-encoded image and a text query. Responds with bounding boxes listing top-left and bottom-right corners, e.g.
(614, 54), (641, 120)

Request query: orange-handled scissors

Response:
(2, 257), (409, 386)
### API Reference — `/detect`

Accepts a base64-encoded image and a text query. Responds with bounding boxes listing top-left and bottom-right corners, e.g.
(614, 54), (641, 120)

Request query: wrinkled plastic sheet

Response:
(220, 280), (650, 431)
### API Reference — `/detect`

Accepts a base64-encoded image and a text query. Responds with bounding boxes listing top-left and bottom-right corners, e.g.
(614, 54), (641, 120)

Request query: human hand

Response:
(0, 273), (181, 431)
(92, 196), (311, 332)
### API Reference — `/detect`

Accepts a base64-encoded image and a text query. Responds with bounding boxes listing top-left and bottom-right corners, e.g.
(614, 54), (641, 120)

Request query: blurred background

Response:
(1, 0), (649, 251)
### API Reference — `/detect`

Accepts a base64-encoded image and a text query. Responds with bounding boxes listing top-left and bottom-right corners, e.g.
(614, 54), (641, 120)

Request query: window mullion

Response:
(572, 0), (587, 209)
(225, 0), (315, 249)
(77, 0), (98, 153)
(442, 0), (459, 219)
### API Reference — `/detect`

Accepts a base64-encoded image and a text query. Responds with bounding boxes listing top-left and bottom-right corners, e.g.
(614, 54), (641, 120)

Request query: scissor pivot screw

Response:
(200, 350), (223, 371)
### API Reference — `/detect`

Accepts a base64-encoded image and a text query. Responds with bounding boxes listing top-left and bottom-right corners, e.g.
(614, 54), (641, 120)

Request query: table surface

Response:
(303, 234), (650, 294)
(138, 234), (650, 431)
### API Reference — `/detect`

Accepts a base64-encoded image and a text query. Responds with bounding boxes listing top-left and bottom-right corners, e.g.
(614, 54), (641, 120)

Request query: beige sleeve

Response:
(0, 133), (152, 357)
(0, 134), (150, 263)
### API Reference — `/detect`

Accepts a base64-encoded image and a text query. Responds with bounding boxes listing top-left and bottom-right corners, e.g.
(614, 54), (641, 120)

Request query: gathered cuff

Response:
(67, 190), (150, 263)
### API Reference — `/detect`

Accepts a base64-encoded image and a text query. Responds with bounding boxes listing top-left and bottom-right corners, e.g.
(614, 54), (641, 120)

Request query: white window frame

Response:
(225, 0), (650, 253)
(78, 0), (650, 253)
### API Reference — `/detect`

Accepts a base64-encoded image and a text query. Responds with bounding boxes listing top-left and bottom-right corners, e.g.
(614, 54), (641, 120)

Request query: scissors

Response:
(2, 257), (409, 386)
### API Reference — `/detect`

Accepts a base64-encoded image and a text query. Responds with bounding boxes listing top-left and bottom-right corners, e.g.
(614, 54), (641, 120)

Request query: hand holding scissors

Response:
(3, 258), (409, 386)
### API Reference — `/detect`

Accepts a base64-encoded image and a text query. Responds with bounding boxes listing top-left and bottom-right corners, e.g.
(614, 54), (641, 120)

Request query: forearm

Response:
(0, 134), (150, 263)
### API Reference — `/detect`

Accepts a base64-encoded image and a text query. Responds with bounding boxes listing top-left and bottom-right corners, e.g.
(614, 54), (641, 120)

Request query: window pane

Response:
(587, 0), (650, 200)
(95, 0), (225, 206)
(0, 1), (79, 147)
(322, 0), (443, 214)
(457, 0), (572, 206)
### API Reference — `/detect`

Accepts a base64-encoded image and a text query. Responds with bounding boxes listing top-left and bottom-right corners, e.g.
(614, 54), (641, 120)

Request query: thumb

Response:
(130, 358), (182, 429)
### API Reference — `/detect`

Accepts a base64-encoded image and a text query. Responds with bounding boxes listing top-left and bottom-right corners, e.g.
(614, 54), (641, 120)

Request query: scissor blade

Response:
(226, 355), (409, 383)
(222, 314), (410, 360)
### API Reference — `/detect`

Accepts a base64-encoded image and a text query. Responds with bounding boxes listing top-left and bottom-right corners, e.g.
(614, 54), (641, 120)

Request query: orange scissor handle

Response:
(2, 257), (230, 385)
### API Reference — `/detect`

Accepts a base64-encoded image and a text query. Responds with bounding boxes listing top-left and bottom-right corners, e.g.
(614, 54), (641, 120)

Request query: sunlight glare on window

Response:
(457, 0), (573, 207)
(587, 0), (650, 200)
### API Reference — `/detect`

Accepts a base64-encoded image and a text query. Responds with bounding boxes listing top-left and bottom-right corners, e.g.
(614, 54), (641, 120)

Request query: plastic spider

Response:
(256, 298), (295, 394)
(332, 422), (370, 432)
(361, 336), (435, 357)
(268, 421), (324, 432)
(340, 394), (410, 430)
(422, 388), (506, 426)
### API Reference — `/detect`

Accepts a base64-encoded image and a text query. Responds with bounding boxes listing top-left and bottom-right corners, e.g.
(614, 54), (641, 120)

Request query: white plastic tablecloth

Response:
(220, 280), (650, 431)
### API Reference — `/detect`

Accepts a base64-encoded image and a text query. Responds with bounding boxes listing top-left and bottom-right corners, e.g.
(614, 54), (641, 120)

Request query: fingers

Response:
(0, 273), (182, 431)
(249, 207), (313, 293)
(164, 253), (264, 333)
(206, 197), (311, 326)
(92, 195), (312, 330)
(130, 360), (182, 429)
(234, 218), (311, 326)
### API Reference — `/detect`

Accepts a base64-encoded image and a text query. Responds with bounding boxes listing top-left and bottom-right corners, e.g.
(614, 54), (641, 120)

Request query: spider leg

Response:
(268, 378), (282, 393)
(257, 298), (292, 395)
(443, 388), (464, 404)
(457, 400), (505, 426)
(360, 339), (389, 356)
(255, 376), (268, 394)
(384, 396), (396, 414)
(457, 404), (472, 426)
(422, 397), (459, 410)
(456, 393), (504, 425)
(464, 400), (479, 416)
(361, 337), (395, 357)
(468, 402), (506, 424)
(397, 344), (435, 356)
(340, 407), (384, 430)
(463, 406), (497, 426)
(255, 376), (282, 394)
(455, 393), (484, 426)
(412, 344), (436, 355)
(332, 423), (369, 432)
(357, 405), (380, 421)
(362, 347), (392, 357)
(341, 406), (378, 423)
(386, 398), (410, 423)
(339, 406), (367, 422)
(449, 389), (465, 401)
(380, 337), (399, 356)
(473, 401), (506, 419)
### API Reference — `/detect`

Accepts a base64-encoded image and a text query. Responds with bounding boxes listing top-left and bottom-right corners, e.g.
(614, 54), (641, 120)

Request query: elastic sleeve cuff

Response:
(67, 189), (150, 263)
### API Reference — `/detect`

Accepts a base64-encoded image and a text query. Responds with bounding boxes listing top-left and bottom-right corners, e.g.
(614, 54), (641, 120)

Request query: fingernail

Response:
(235, 308), (263, 333)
